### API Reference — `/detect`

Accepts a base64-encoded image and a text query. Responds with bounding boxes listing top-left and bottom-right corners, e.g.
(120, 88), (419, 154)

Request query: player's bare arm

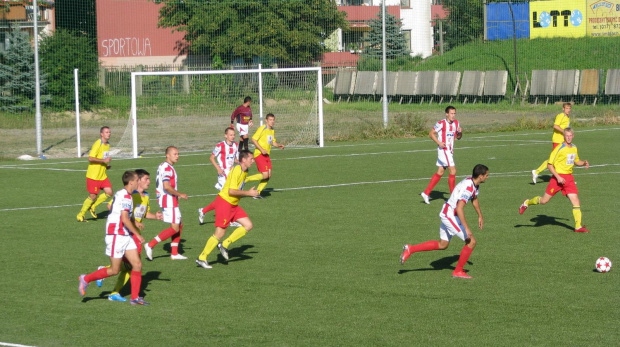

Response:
(228, 186), (260, 198)
(472, 197), (484, 229)
(576, 160), (589, 169)
(455, 200), (472, 239)
(547, 163), (565, 185)
(163, 181), (188, 200)
(209, 154), (225, 176)
(273, 140), (285, 150)
(89, 156), (111, 164)
(429, 129), (445, 149)
(252, 138), (267, 155)
(122, 210), (144, 243)
(552, 124), (565, 133)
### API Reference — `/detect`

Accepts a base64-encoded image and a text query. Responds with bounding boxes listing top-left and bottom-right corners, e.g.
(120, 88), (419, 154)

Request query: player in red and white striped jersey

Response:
(421, 106), (462, 204)
(402, 164), (489, 279)
(144, 146), (189, 261)
(198, 127), (239, 224)
(78, 171), (149, 305)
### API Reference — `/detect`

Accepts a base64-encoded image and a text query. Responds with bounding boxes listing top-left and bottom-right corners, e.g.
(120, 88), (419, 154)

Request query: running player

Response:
(103, 169), (162, 302)
(531, 102), (572, 184)
(230, 96), (253, 151)
(402, 164), (489, 279)
(198, 127), (239, 225)
(196, 150), (260, 269)
(420, 106), (462, 204)
(76, 126), (113, 222)
(144, 146), (189, 261)
(78, 171), (149, 305)
(245, 113), (285, 199)
(520, 128), (590, 233)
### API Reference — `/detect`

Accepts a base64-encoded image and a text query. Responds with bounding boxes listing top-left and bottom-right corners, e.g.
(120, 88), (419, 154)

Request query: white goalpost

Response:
(115, 65), (324, 158)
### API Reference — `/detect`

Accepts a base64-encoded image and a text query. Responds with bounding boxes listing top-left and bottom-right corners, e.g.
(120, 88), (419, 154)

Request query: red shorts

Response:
(86, 177), (112, 195)
(551, 142), (560, 150)
(254, 154), (272, 173)
(213, 195), (248, 228)
(545, 174), (578, 196)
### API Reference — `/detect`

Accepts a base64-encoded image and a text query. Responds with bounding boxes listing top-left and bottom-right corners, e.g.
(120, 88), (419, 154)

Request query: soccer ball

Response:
(595, 257), (612, 273)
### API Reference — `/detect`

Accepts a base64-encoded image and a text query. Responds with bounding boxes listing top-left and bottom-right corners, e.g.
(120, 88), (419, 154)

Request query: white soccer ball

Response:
(595, 257), (612, 273)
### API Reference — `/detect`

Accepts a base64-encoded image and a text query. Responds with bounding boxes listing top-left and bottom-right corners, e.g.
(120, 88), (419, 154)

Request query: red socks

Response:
(84, 267), (109, 283)
(130, 270), (141, 300)
(148, 227), (177, 248)
(454, 245), (473, 272)
(410, 240), (440, 253)
(448, 174), (456, 193)
(424, 174), (442, 195)
(201, 201), (215, 214)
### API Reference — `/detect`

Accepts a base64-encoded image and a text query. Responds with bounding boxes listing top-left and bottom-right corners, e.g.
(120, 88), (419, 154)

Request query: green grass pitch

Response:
(0, 126), (619, 346)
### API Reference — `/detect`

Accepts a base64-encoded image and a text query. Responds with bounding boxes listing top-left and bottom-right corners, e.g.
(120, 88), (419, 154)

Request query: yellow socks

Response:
(526, 196), (541, 206)
(79, 197), (94, 215)
(199, 236), (219, 261)
(91, 193), (110, 212)
(222, 227), (247, 249)
(572, 206), (582, 229)
(112, 269), (130, 295)
(245, 173), (264, 183)
(534, 160), (548, 175)
(256, 179), (268, 193)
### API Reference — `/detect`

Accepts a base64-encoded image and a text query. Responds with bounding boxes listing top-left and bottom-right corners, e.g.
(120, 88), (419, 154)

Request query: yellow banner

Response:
(587, 0), (620, 36)
(530, 0), (587, 38)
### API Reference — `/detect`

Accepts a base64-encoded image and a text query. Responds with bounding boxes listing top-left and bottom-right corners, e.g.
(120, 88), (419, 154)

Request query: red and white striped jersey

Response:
(106, 188), (134, 236)
(441, 177), (479, 217)
(212, 140), (238, 174)
(433, 119), (460, 154)
(156, 161), (178, 209)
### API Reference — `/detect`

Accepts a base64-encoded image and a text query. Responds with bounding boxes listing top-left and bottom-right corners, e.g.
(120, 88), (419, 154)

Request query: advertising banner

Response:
(530, 0), (587, 38)
(587, 0), (620, 37)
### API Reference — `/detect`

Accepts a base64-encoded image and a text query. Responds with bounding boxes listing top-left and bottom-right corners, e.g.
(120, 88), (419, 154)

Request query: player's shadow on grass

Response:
(531, 175), (551, 185)
(514, 214), (573, 231)
(81, 271), (170, 302)
(209, 244), (256, 266)
(424, 191), (449, 204)
(398, 255), (472, 274)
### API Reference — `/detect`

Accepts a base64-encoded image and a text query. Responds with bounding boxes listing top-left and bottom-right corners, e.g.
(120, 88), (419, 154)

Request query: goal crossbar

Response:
(129, 66), (324, 158)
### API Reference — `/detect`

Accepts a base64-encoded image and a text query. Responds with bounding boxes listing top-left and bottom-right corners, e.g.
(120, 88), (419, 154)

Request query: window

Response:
(401, 0), (410, 8)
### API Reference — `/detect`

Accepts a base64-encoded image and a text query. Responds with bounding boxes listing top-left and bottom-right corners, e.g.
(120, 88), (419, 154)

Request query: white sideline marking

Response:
(0, 342), (38, 347)
(1, 167), (619, 213)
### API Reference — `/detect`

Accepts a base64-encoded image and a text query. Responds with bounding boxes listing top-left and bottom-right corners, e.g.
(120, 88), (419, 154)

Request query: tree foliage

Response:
(444, 0), (484, 50)
(363, 9), (409, 59)
(0, 28), (39, 112)
(39, 30), (103, 110)
(55, 0), (98, 45)
(154, 0), (348, 64)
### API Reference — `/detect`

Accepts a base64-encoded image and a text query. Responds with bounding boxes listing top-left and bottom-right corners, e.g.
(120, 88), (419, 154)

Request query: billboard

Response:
(587, 0), (620, 36)
(486, 2), (530, 40)
(530, 0), (587, 38)
(96, 0), (186, 66)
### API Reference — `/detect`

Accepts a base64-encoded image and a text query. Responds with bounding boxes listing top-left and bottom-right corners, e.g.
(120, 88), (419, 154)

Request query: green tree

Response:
(154, 0), (348, 64)
(39, 30), (103, 110)
(444, 0), (484, 50)
(0, 28), (38, 112)
(363, 9), (409, 59)
(55, 0), (98, 45)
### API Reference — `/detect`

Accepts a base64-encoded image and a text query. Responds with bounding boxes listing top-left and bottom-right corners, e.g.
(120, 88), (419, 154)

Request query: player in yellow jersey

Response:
(245, 113), (285, 199)
(531, 103), (572, 184)
(98, 169), (163, 301)
(77, 126), (113, 222)
(520, 128), (590, 233)
(196, 150), (260, 269)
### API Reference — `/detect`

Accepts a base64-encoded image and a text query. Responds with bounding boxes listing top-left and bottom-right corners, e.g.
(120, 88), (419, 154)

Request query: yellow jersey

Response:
(86, 139), (110, 181)
(252, 125), (276, 157)
(218, 164), (247, 206)
(548, 142), (580, 175)
(132, 191), (151, 223)
(551, 113), (570, 144)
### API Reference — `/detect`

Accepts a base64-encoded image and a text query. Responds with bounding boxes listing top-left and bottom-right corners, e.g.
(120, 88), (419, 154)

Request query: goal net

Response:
(114, 66), (323, 158)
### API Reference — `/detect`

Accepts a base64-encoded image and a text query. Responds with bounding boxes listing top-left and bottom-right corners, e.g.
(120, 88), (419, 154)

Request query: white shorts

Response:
(214, 174), (227, 191)
(161, 206), (182, 224)
(436, 148), (455, 168)
(439, 214), (466, 242)
(105, 234), (138, 259)
(236, 123), (249, 137)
